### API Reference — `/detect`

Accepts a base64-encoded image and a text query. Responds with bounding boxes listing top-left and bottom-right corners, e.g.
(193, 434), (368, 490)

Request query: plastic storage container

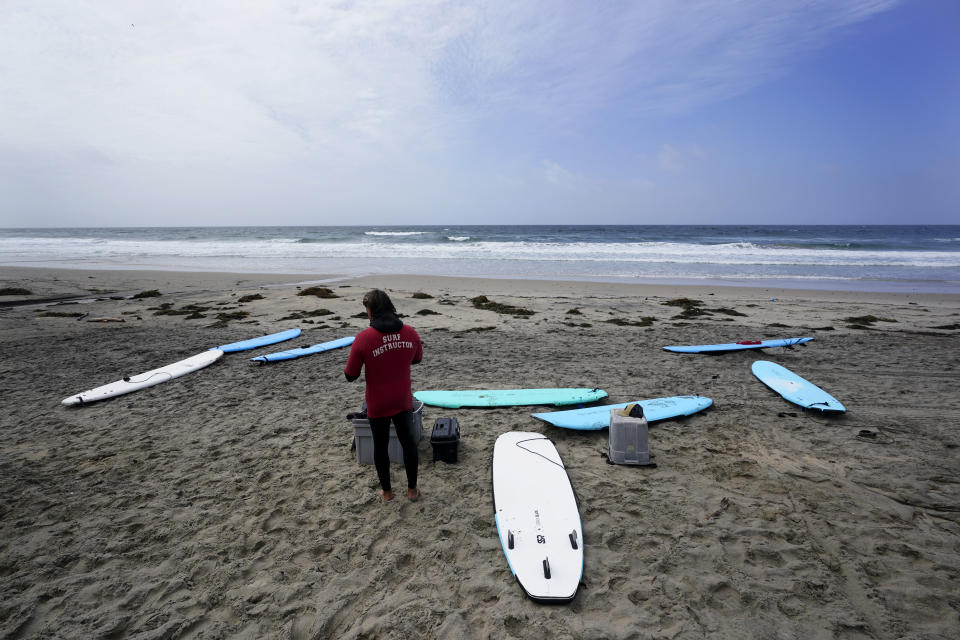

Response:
(607, 408), (653, 466)
(352, 400), (424, 465)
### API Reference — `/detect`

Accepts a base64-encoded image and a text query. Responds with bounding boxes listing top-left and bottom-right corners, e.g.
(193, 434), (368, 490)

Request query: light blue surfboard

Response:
(414, 388), (607, 409)
(212, 328), (301, 353)
(663, 337), (812, 354)
(752, 360), (845, 413)
(250, 336), (354, 363)
(531, 395), (713, 430)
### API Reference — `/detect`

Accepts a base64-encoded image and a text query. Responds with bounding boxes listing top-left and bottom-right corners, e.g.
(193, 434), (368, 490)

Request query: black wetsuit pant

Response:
(369, 410), (418, 492)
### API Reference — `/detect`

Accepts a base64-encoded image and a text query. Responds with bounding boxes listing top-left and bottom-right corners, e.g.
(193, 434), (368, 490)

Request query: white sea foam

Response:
(1, 237), (959, 268)
(364, 231), (426, 236)
(2, 231), (958, 293)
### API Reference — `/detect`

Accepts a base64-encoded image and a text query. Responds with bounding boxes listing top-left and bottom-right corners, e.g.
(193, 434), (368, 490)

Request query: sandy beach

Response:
(1, 265), (959, 639)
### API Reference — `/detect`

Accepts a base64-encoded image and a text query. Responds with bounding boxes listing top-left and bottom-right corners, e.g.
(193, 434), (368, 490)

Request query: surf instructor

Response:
(344, 289), (423, 502)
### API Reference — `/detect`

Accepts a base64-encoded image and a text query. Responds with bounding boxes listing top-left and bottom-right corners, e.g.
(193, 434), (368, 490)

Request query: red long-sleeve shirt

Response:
(344, 324), (422, 418)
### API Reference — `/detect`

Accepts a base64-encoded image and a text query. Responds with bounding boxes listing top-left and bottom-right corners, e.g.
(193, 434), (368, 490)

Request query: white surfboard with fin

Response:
(492, 432), (583, 603)
(62, 349), (224, 406)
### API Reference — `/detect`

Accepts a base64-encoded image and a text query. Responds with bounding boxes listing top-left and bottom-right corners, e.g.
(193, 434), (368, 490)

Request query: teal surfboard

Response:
(414, 388), (607, 409)
(752, 360), (845, 413)
(251, 336), (354, 363)
(531, 395), (713, 430)
(212, 328), (301, 353)
(663, 337), (812, 353)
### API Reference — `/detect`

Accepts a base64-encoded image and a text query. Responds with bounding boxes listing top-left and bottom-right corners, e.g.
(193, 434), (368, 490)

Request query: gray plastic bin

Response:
(352, 401), (423, 465)
(607, 408), (652, 466)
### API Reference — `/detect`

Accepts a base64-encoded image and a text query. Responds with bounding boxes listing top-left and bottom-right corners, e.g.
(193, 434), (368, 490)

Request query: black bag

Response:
(430, 417), (460, 463)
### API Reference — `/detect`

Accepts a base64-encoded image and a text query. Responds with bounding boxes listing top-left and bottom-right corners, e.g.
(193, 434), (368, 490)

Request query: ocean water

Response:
(1, 225), (959, 293)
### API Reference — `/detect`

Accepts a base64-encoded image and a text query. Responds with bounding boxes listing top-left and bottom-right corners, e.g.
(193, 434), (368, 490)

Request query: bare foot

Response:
(378, 489), (393, 502)
(407, 487), (420, 502)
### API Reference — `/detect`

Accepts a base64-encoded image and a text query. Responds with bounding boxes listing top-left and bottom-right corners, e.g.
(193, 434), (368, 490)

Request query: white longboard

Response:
(663, 337), (812, 353)
(493, 432), (583, 603)
(62, 349), (224, 406)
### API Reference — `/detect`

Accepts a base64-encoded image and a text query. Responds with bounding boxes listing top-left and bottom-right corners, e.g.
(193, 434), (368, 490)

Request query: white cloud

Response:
(657, 144), (708, 172)
(0, 0), (900, 223)
(542, 160), (576, 187)
(427, 0), (900, 118)
(0, 1), (463, 166)
(658, 144), (686, 172)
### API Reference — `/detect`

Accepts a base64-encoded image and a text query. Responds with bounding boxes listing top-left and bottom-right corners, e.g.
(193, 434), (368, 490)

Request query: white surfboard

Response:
(62, 349), (224, 406)
(663, 337), (812, 353)
(493, 432), (583, 603)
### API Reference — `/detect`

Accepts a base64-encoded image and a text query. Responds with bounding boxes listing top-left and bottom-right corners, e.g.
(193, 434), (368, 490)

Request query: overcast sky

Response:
(1, 0), (957, 227)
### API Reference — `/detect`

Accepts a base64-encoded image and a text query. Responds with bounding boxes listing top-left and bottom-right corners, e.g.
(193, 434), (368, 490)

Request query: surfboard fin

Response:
(543, 557), (551, 579)
(508, 530), (515, 550)
(569, 530), (578, 549)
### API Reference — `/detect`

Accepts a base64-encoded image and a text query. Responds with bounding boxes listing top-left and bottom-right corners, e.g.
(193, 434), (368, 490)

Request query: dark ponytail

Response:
(362, 289), (396, 317)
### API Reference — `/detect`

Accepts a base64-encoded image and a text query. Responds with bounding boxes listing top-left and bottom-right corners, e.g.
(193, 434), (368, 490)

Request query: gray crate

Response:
(353, 401), (423, 465)
(607, 409), (652, 466)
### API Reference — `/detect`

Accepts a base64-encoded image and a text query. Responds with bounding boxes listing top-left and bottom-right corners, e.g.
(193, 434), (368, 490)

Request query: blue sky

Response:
(1, 0), (957, 226)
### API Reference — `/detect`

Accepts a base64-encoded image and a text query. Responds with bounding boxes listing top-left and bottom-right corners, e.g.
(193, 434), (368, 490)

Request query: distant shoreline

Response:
(3, 224), (958, 294)
(1, 261), (957, 295)
(3, 265), (959, 305)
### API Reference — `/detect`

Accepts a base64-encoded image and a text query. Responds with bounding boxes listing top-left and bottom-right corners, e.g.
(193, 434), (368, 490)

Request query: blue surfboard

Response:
(251, 336), (354, 363)
(752, 361), (845, 413)
(663, 337), (812, 354)
(414, 388), (607, 409)
(531, 395), (713, 430)
(212, 328), (301, 353)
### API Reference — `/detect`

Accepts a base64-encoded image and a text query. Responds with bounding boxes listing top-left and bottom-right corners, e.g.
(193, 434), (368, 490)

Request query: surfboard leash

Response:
(514, 437), (566, 471)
